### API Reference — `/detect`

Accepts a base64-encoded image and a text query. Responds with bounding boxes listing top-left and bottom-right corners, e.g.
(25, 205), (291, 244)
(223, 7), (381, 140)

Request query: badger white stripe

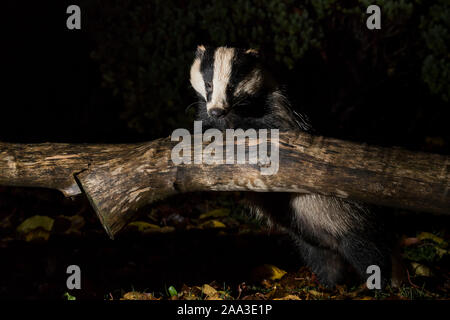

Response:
(234, 68), (263, 96)
(208, 47), (235, 111)
(190, 58), (206, 99)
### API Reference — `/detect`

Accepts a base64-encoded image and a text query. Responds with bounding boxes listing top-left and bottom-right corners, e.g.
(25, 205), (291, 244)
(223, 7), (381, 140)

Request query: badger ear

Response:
(195, 45), (206, 59)
(245, 48), (259, 56)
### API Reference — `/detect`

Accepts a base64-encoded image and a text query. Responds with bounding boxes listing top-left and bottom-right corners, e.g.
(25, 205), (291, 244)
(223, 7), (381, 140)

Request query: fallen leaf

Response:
(17, 215), (54, 234)
(63, 292), (76, 300)
(217, 290), (232, 299)
(199, 208), (230, 219)
(202, 284), (217, 297)
(252, 264), (287, 281)
(24, 229), (50, 242)
(127, 221), (160, 232)
(308, 290), (323, 297)
(274, 294), (301, 300)
(411, 262), (432, 277)
(168, 286), (178, 297)
(435, 247), (449, 258)
(199, 220), (226, 229)
(122, 291), (157, 300)
(159, 226), (176, 233)
(417, 232), (447, 247)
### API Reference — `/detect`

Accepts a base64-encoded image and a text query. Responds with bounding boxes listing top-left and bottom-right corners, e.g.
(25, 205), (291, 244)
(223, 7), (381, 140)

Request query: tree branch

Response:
(1, 132), (449, 238)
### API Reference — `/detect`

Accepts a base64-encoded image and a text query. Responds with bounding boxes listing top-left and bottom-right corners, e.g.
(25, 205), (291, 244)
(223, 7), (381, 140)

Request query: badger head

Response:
(190, 45), (271, 120)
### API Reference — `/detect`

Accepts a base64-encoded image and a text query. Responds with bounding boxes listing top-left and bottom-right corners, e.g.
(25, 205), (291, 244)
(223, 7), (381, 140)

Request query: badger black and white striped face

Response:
(190, 45), (263, 119)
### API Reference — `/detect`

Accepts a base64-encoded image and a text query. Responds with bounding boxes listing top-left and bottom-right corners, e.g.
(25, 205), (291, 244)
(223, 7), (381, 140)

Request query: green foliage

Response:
(404, 231), (448, 263)
(397, 285), (430, 299)
(63, 292), (76, 300)
(84, 0), (449, 138)
(420, 0), (450, 102)
(404, 244), (441, 263)
(168, 285), (178, 297)
(87, 0), (323, 137)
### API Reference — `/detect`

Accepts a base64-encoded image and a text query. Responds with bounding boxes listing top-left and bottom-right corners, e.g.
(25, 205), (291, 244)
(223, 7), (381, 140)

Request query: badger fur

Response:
(189, 45), (400, 288)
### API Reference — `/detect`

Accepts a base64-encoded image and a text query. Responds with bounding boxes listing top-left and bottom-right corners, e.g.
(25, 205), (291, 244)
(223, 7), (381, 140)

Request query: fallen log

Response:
(0, 132), (449, 238)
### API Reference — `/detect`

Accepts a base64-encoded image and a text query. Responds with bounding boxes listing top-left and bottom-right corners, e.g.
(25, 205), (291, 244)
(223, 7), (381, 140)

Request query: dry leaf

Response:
(199, 208), (230, 219)
(24, 229), (51, 242)
(121, 291), (157, 300)
(17, 215), (54, 233)
(411, 262), (432, 277)
(435, 247), (449, 258)
(202, 284), (217, 297)
(17, 215), (54, 241)
(308, 290), (322, 297)
(417, 232), (447, 247)
(252, 264), (287, 281)
(200, 220), (226, 229)
(128, 221), (160, 232)
(274, 294), (301, 300)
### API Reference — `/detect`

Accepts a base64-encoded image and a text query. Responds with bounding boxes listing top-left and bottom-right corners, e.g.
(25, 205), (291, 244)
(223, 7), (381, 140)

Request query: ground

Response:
(0, 187), (448, 300)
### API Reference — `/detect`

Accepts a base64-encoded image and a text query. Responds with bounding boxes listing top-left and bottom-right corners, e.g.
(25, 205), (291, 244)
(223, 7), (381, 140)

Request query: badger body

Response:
(189, 45), (395, 288)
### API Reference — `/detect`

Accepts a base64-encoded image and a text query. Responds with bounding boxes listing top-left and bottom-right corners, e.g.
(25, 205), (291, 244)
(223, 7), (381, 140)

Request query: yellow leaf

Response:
(200, 220), (226, 229)
(199, 209), (230, 219)
(17, 215), (54, 234)
(268, 265), (287, 280)
(417, 232), (447, 247)
(274, 294), (301, 300)
(217, 290), (231, 299)
(411, 262), (432, 277)
(308, 290), (322, 297)
(435, 247), (449, 258)
(202, 284), (217, 297)
(24, 229), (50, 242)
(121, 291), (156, 300)
(128, 221), (160, 232)
(253, 264), (287, 281)
(159, 226), (176, 233)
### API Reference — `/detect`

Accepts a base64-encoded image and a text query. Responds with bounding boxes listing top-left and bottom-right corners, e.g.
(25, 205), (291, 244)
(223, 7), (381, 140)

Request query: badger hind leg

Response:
(292, 236), (350, 288)
(338, 235), (391, 288)
(291, 194), (392, 288)
(246, 192), (393, 288)
(247, 192), (355, 287)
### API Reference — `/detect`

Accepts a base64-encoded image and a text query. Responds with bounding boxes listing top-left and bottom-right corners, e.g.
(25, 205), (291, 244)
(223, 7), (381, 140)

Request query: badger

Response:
(189, 45), (402, 288)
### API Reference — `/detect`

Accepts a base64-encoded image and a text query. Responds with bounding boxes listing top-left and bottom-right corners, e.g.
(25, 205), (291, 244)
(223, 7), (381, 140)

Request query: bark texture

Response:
(0, 132), (449, 238)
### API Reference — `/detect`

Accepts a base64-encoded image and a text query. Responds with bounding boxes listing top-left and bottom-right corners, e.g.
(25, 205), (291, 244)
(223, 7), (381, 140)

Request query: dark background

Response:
(3, 0), (449, 150)
(1, 0), (449, 299)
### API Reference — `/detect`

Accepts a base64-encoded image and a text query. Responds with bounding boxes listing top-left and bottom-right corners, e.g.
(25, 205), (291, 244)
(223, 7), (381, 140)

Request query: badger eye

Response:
(205, 82), (212, 91)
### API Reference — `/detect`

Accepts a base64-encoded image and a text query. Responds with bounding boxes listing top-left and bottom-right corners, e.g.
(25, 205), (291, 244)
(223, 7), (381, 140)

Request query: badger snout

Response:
(208, 107), (226, 118)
